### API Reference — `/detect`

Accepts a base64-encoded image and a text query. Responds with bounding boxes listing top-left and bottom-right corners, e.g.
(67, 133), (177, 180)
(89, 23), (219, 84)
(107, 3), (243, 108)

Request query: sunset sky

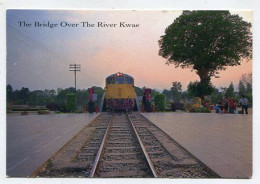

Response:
(6, 10), (252, 91)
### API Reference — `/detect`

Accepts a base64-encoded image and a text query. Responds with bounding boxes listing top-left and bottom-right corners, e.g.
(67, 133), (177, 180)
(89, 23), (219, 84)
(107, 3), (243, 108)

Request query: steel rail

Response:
(89, 114), (114, 177)
(126, 112), (159, 178)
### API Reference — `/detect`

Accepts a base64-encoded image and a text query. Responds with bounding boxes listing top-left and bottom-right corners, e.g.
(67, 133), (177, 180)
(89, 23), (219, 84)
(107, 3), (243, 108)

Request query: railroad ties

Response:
(93, 113), (154, 177)
(36, 112), (219, 178)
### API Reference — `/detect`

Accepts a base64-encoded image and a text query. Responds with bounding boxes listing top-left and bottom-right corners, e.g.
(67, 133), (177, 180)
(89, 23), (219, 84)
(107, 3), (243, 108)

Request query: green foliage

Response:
(151, 89), (160, 99)
(225, 82), (235, 98)
(19, 87), (30, 104)
(159, 11), (252, 75)
(37, 110), (50, 115)
(57, 87), (75, 104)
(134, 86), (144, 96)
(170, 81), (182, 102)
(162, 82), (182, 102)
(210, 88), (223, 104)
(187, 80), (214, 99)
(239, 73), (252, 96)
(74, 109), (83, 113)
(154, 94), (166, 111)
(162, 89), (171, 101)
(7, 84), (13, 102)
(66, 93), (77, 112)
(181, 91), (188, 101)
(245, 93), (253, 104)
(238, 80), (246, 96)
(172, 81), (182, 91)
(46, 103), (61, 111)
(76, 89), (88, 108)
(28, 90), (54, 106)
(159, 11), (252, 98)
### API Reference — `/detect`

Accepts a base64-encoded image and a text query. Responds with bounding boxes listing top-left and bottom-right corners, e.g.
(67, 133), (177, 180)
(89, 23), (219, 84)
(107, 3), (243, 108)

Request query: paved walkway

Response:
(7, 113), (98, 177)
(143, 112), (252, 178)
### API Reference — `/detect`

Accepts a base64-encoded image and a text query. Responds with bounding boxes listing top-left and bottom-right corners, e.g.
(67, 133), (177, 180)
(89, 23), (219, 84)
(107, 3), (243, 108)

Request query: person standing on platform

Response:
(239, 95), (249, 114)
(142, 92), (146, 111)
(229, 98), (236, 114)
(223, 95), (229, 113)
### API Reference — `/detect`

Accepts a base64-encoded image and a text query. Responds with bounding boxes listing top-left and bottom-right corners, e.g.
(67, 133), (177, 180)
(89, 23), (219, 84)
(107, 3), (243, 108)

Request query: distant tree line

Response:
(6, 85), (104, 111)
(161, 73), (252, 105)
(6, 72), (252, 111)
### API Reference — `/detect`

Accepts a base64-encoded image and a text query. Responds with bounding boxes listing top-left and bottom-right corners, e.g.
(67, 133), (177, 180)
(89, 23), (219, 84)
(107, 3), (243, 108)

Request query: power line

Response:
(69, 64), (81, 92)
(7, 24), (71, 66)
(7, 23), (99, 89)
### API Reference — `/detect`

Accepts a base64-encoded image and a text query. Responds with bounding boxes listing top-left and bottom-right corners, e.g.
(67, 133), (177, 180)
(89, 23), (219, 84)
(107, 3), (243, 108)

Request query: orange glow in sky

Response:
(7, 10), (252, 91)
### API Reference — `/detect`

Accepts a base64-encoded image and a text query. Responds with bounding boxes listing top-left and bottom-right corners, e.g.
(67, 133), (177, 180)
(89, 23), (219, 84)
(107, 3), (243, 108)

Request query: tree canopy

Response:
(225, 82), (235, 98)
(238, 73), (252, 97)
(159, 11), (252, 85)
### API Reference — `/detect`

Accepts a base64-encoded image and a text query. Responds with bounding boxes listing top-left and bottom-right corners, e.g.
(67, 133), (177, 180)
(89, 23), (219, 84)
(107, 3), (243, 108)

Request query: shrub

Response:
(59, 103), (67, 112)
(46, 103), (61, 111)
(74, 109), (83, 113)
(37, 110), (50, 115)
(66, 93), (77, 112)
(154, 94), (166, 111)
(245, 93), (252, 103)
(171, 102), (185, 111)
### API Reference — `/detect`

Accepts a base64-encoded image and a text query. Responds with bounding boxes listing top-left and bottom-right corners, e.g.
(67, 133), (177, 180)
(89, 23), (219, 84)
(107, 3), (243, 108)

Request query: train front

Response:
(105, 72), (135, 111)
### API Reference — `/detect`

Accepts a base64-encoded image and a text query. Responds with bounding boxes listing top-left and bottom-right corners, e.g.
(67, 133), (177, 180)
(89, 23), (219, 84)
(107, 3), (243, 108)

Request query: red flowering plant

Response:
(184, 103), (211, 113)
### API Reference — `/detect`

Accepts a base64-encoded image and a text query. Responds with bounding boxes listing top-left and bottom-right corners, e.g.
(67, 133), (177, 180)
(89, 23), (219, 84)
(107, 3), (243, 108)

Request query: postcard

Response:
(4, 8), (253, 182)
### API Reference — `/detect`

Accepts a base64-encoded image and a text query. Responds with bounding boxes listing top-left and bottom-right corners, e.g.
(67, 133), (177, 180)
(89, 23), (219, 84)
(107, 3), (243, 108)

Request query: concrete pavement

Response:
(143, 112), (252, 178)
(7, 113), (98, 177)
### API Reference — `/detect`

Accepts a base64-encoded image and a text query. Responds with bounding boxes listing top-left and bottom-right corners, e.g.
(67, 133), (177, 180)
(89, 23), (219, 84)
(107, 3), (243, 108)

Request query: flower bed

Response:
(185, 104), (211, 113)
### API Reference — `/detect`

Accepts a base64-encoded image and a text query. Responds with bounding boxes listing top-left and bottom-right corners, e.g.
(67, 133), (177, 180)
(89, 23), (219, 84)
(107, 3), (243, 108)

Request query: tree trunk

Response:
(197, 69), (210, 83)
(197, 69), (210, 101)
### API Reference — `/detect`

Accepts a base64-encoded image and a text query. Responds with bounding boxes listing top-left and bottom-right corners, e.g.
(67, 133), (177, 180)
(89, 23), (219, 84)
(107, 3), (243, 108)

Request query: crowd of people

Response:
(214, 95), (249, 114)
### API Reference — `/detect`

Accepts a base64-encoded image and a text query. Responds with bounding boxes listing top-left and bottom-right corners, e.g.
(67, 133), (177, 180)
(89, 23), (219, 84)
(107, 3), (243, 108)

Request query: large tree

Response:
(240, 73), (252, 94)
(171, 81), (182, 102)
(159, 11), (252, 97)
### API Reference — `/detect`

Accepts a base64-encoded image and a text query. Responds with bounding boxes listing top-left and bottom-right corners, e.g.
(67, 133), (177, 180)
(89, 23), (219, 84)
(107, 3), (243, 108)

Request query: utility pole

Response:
(69, 64), (81, 92)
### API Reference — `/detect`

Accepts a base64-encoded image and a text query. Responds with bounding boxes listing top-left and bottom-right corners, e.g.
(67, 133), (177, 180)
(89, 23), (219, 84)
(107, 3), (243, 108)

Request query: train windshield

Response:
(115, 76), (124, 84)
(107, 77), (115, 84)
(125, 77), (133, 84)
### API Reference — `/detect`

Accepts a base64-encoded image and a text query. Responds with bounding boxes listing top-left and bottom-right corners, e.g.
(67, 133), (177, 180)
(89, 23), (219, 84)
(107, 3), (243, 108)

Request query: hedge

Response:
(154, 94), (166, 111)
(66, 93), (77, 112)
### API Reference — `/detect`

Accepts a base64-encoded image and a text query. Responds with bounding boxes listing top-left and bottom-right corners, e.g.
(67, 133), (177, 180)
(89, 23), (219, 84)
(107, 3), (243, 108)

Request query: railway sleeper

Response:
(158, 165), (214, 178)
(52, 162), (93, 171)
(108, 133), (133, 136)
(98, 162), (150, 172)
(106, 139), (136, 144)
(106, 142), (139, 147)
(96, 170), (152, 178)
(104, 152), (142, 156)
(103, 154), (144, 161)
(105, 146), (139, 150)
(100, 159), (146, 165)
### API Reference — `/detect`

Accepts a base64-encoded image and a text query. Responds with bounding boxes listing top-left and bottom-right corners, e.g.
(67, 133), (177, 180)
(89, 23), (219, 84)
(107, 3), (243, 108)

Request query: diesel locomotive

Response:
(104, 72), (136, 111)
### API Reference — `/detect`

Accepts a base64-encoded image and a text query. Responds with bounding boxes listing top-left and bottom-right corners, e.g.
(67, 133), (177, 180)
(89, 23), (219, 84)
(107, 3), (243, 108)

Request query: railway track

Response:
(127, 112), (218, 177)
(36, 112), (219, 178)
(92, 112), (156, 177)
